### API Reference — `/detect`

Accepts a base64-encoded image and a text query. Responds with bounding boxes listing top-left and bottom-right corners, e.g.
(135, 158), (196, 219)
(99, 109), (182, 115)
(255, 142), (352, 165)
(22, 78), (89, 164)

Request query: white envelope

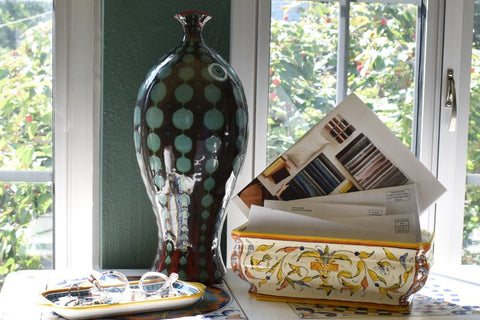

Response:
(286, 184), (419, 215)
(246, 205), (420, 243)
(328, 213), (421, 243)
(263, 200), (386, 218)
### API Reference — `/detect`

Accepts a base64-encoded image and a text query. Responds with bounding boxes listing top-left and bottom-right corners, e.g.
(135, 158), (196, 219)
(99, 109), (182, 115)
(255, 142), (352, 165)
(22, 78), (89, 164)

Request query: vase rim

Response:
(174, 10), (211, 19)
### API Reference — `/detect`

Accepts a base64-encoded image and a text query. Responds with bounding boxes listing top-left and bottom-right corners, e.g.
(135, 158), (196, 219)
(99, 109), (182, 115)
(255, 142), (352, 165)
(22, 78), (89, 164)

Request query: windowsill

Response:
(431, 264), (480, 286)
(0, 268), (478, 319)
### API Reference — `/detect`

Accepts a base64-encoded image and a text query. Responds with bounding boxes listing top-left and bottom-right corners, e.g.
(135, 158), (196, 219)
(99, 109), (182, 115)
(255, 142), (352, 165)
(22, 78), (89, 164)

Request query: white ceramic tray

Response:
(38, 280), (205, 320)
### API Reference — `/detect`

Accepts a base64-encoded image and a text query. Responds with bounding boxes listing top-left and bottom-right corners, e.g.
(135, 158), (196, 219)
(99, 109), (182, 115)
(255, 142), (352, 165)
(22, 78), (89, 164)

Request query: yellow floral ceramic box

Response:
(231, 226), (433, 311)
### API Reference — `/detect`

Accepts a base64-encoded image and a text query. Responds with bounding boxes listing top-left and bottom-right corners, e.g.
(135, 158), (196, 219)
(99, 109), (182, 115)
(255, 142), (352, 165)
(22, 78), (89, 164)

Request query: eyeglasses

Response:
(55, 271), (179, 307)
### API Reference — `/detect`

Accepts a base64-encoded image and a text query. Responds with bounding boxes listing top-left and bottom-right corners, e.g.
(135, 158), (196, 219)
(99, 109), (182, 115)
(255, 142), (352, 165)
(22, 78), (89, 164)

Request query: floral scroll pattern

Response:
(231, 236), (432, 307)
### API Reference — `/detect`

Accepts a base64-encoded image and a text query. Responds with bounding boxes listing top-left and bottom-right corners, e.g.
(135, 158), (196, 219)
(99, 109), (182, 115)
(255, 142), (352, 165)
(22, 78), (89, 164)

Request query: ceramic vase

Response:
(133, 11), (248, 284)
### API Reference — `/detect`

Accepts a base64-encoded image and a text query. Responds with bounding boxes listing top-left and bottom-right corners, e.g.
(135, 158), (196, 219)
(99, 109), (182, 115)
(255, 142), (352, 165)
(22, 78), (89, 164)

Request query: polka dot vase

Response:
(134, 11), (248, 284)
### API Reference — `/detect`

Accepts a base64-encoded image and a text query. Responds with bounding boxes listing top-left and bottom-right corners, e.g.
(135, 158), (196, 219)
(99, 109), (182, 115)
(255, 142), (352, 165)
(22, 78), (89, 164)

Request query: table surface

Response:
(0, 269), (479, 319)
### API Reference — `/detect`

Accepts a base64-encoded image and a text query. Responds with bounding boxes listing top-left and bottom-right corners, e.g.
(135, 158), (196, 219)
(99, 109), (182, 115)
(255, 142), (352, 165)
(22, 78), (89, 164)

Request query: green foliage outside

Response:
(268, 2), (415, 161)
(0, 2), (53, 289)
(463, 0), (480, 264)
(269, 1), (480, 264)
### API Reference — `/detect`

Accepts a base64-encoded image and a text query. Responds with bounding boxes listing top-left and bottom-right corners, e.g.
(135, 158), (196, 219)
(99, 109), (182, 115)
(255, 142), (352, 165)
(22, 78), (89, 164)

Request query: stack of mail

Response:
(233, 94), (446, 244)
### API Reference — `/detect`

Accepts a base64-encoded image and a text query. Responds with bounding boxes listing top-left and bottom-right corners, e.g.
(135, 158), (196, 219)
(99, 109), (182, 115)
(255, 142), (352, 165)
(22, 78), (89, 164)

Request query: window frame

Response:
(229, 0), (478, 278)
(434, 0), (475, 268)
(53, 0), (101, 270)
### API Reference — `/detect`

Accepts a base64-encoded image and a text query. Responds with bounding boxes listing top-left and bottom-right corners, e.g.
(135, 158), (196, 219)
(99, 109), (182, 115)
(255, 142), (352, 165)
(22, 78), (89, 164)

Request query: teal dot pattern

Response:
(134, 12), (248, 284)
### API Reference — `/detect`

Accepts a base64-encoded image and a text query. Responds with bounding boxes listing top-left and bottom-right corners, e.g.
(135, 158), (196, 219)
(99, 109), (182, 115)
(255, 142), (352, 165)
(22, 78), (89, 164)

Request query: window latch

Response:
(445, 69), (457, 132)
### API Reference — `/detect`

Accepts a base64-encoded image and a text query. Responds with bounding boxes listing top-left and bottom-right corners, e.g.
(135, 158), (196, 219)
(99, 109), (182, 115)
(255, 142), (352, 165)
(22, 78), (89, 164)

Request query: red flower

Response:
(326, 17), (332, 23)
(270, 92), (277, 100)
(380, 18), (387, 26)
(272, 78), (281, 86)
(25, 114), (33, 123)
(356, 62), (363, 72)
(3, 184), (9, 190)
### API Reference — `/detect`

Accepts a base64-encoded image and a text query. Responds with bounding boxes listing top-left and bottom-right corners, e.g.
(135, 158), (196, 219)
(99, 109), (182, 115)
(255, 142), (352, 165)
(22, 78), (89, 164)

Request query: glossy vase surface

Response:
(134, 11), (248, 284)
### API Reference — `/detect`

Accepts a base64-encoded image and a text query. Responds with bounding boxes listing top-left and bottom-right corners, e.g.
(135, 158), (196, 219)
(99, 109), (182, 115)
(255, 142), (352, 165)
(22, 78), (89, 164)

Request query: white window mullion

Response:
(254, 0), (271, 175)
(417, 0), (445, 235)
(0, 170), (53, 183)
(227, 0), (261, 267)
(411, 1), (426, 157)
(53, 0), (69, 270)
(466, 174), (480, 185)
(337, 0), (350, 103)
(54, 0), (101, 270)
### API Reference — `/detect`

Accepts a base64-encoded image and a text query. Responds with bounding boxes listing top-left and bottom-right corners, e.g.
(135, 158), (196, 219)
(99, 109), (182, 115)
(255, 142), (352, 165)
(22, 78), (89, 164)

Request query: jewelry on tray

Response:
(54, 271), (180, 307)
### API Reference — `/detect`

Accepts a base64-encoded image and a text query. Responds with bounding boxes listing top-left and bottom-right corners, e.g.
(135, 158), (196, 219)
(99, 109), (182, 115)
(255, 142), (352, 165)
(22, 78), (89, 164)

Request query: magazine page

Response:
(233, 94), (445, 217)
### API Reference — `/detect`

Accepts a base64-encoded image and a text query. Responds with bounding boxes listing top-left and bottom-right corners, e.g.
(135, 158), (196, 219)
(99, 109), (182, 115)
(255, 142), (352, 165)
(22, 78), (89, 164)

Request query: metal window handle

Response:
(446, 69), (457, 132)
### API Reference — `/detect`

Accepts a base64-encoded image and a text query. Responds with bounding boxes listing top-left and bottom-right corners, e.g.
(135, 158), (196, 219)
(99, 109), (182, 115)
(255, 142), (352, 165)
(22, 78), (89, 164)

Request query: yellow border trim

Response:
(249, 291), (412, 313)
(232, 224), (433, 250)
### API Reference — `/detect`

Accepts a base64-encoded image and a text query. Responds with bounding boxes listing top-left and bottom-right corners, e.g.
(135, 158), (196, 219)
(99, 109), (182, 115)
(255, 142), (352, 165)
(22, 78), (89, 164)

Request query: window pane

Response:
(0, 182), (53, 281)
(268, 0), (419, 164)
(0, 0), (53, 288)
(0, 1), (53, 171)
(463, 0), (480, 265)
(269, 1), (338, 162)
(349, 2), (417, 148)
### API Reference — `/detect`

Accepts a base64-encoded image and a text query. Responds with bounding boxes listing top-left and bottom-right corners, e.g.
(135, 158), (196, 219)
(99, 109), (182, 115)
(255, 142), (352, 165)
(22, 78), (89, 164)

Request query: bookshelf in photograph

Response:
(325, 115), (356, 143)
(279, 153), (347, 200)
(336, 133), (409, 190)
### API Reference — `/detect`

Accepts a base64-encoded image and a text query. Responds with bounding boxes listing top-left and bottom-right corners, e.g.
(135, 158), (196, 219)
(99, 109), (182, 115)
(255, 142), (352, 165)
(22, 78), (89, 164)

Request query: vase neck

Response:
(174, 11), (211, 44)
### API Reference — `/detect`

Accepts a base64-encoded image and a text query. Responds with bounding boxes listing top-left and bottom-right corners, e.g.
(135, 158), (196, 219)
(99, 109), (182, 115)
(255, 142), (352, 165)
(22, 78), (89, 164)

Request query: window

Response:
(0, 0), (53, 285)
(0, 0), (100, 286)
(229, 0), (480, 278)
(266, 0), (422, 163)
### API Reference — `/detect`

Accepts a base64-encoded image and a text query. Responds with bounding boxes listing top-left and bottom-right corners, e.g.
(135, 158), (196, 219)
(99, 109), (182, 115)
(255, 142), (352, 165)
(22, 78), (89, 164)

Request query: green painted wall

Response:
(102, 0), (231, 268)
